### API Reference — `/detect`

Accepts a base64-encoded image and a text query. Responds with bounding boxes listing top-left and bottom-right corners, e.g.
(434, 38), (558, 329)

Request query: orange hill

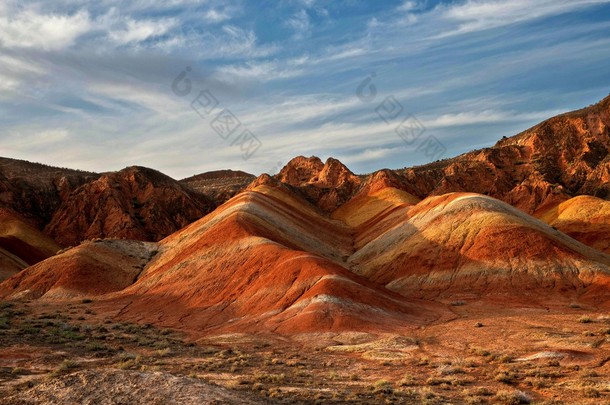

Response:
(3, 181), (610, 335)
(346, 192), (610, 304)
(0, 209), (59, 281)
(536, 195), (610, 255)
(0, 239), (157, 300)
(108, 182), (448, 334)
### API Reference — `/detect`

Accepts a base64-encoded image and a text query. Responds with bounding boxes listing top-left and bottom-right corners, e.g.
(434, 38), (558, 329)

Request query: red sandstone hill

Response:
(0, 182), (451, 333)
(536, 195), (610, 255)
(0, 239), (156, 300)
(344, 191), (610, 303)
(1, 96), (610, 335)
(394, 94), (610, 214)
(270, 96), (609, 218)
(276, 156), (362, 212)
(44, 166), (214, 247)
(0, 209), (60, 281)
(107, 183), (452, 334)
(4, 181), (610, 334)
(0, 159), (259, 246)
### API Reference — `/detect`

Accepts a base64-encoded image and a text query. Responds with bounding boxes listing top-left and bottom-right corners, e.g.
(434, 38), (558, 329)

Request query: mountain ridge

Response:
(0, 94), (608, 264)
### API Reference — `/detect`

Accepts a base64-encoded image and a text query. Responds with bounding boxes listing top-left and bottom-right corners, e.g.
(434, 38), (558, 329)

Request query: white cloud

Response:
(237, 94), (363, 130)
(0, 10), (91, 50)
(0, 53), (45, 92)
(217, 56), (309, 82)
(220, 25), (278, 57)
(398, 1), (419, 12)
(87, 81), (185, 115)
(421, 109), (565, 128)
(340, 148), (396, 164)
(181, 25), (278, 58)
(0, 128), (70, 151)
(108, 17), (176, 45)
(203, 9), (235, 23)
(285, 9), (311, 39)
(437, 0), (610, 36)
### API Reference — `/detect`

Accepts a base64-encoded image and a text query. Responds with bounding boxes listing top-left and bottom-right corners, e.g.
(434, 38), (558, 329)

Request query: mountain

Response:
(4, 182), (609, 334)
(112, 181), (452, 334)
(0, 159), (259, 247)
(271, 96), (609, 218)
(346, 191), (610, 302)
(180, 169), (255, 205)
(394, 95), (610, 214)
(0, 157), (99, 227)
(1, 181), (449, 333)
(276, 156), (362, 212)
(45, 166), (214, 247)
(0, 175), (610, 335)
(1, 96), (610, 335)
(0, 239), (156, 300)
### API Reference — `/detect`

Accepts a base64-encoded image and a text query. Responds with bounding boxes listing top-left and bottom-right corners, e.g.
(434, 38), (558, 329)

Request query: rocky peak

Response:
(358, 169), (408, 195)
(315, 158), (360, 189)
(44, 166), (212, 246)
(277, 156), (324, 186)
(247, 173), (283, 190)
(275, 156), (361, 213)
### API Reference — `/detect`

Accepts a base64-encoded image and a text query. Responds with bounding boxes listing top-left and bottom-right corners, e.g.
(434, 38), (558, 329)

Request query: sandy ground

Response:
(1, 299), (610, 404)
(5, 369), (266, 405)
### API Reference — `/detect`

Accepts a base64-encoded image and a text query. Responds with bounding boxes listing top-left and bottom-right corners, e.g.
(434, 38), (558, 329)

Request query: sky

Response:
(1, 0), (610, 179)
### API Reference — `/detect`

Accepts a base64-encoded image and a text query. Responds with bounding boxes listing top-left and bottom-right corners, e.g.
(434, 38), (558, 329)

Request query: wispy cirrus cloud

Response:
(107, 17), (177, 45)
(437, 0), (610, 36)
(285, 9), (311, 40)
(1, 0), (610, 178)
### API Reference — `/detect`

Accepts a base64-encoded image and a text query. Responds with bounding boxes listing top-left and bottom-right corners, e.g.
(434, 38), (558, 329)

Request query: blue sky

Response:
(1, 0), (610, 178)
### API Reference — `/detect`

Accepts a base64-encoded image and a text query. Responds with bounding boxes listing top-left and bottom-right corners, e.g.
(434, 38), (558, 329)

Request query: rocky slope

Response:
(0, 157), (99, 228)
(276, 156), (362, 212)
(346, 191), (610, 302)
(108, 182), (446, 334)
(44, 167), (214, 246)
(395, 95), (610, 214)
(0, 239), (157, 300)
(180, 169), (255, 205)
(0, 159), (258, 247)
(0, 209), (60, 281)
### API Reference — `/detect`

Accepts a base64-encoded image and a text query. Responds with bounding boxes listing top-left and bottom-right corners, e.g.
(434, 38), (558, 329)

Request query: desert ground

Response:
(2, 297), (610, 404)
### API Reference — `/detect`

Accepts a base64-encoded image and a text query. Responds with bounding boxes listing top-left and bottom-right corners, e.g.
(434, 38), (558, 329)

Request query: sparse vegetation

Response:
(0, 299), (608, 404)
(494, 389), (532, 404)
(371, 379), (393, 394)
(579, 316), (593, 323)
(495, 370), (518, 384)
